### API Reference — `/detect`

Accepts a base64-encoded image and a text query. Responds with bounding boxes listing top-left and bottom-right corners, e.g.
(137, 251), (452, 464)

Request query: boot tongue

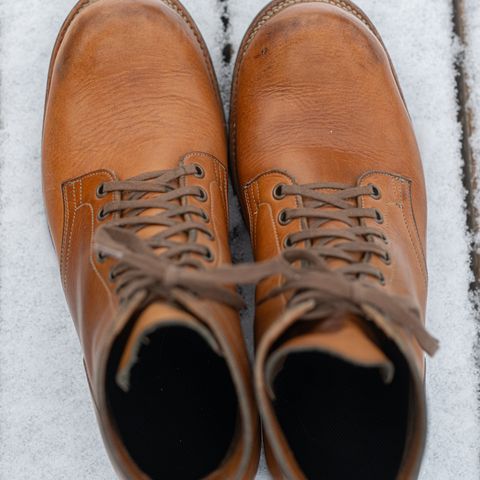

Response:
(265, 313), (395, 398)
(115, 302), (222, 392)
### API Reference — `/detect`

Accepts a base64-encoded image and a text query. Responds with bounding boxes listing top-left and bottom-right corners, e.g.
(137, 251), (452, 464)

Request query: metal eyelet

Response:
(273, 183), (286, 200)
(194, 164), (205, 178)
(204, 249), (215, 262)
(278, 209), (291, 225)
(382, 252), (392, 265)
(108, 270), (116, 282)
(375, 209), (384, 224)
(201, 210), (210, 223)
(97, 208), (109, 221)
(196, 188), (208, 202)
(379, 273), (386, 285)
(96, 183), (107, 198)
(96, 251), (106, 263)
(284, 236), (293, 248)
(370, 184), (381, 200)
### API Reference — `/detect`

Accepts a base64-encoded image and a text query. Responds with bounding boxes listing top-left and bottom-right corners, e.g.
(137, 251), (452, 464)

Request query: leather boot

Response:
(42, 1), (259, 478)
(230, 1), (438, 479)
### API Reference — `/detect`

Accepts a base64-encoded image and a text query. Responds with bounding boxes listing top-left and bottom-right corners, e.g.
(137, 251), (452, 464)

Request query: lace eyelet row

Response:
(370, 185), (390, 278)
(273, 185), (291, 248)
(96, 183), (109, 221)
(193, 170), (213, 262)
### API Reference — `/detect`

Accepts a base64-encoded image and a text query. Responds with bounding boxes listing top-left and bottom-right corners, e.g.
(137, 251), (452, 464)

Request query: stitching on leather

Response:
(244, 185), (257, 249)
(61, 170), (116, 289)
(222, 167), (228, 215)
(63, 189), (78, 289)
(183, 151), (222, 163)
(398, 179), (428, 287)
(242, 171), (299, 249)
(249, 186), (259, 250)
(213, 157), (218, 186)
(79, 176), (84, 204)
(254, 182), (261, 207)
(407, 181), (428, 278)
(61, 185), (70, 276)
(360, 171), (428, 287)
(63, 180), (79, 289)
(72, 181), (77, 209)
(61, 184), (72, 288)
(243, 168), (297, 189)
(85, 202), (114, 308)
(242, 0), (371, 57)
(253, 183), (261, 249)
(213, 158), (228, 214)
(183, 151), (229, 212)
(263, 203), (282, 252)
(208, 182), (220, 266)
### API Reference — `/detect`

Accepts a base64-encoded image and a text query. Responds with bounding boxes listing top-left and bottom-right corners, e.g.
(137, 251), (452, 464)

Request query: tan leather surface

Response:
(264, 316), (395, 396)
(44, 0), (226, 256)
(231, 1), (429, 479)
(43, 0), (259, 478)
(232, 1), (428, 335)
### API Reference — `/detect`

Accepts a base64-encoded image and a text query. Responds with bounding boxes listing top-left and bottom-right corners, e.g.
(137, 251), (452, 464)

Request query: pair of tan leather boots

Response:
(42, 0), (439, 479)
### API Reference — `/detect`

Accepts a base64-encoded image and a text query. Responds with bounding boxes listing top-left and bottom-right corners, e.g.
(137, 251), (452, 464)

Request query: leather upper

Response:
(232, 2), (428, 337)
(231, 1), (429, 479)
(43, 1), (259, 478)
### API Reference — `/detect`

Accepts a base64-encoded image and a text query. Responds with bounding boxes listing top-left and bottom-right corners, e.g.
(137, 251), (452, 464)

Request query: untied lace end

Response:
(94, 228), (438, 357)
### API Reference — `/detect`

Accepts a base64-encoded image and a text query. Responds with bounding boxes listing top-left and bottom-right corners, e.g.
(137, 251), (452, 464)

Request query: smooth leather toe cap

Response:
(233, 1), (420, 188)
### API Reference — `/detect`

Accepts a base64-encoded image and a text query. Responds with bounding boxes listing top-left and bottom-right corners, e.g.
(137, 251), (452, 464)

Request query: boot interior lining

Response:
(106, 325), (238, 480)
(273, 348), (410, 480)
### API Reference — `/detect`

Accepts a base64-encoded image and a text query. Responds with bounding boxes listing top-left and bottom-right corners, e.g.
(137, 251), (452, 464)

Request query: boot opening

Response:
(106, 326), (238, 480)
(273, 346), (410, 480)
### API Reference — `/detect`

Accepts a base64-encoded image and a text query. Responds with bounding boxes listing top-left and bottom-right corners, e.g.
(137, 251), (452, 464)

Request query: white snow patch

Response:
(0, 0), (478, 479)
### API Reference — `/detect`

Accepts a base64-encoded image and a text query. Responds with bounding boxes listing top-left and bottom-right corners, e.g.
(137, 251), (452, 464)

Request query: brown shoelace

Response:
(94, 171), (438, 356)
(274, 182), (390, 283)
(97, 165), (213, 266)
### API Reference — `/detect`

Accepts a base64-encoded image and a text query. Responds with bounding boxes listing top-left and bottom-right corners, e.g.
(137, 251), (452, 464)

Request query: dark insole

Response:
(274, 352), (409, 480)
(106, 326), (238, 480)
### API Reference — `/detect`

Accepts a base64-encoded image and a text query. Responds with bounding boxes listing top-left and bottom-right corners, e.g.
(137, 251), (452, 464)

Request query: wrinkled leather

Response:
(43, 1), (259, 478)
(230, 1), (429, 479)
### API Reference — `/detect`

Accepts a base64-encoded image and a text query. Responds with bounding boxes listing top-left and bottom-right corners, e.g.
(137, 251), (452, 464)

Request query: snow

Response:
(0, 0), (478, 479)
(465, 0), (480, 245)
